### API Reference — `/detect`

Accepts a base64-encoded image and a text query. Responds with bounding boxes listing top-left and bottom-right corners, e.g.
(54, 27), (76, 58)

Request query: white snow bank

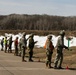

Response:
(0, 33), (75, 50)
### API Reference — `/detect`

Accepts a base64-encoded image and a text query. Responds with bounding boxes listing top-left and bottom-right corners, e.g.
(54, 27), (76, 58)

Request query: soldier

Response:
(8, 36), (13, 53)
(1, 38), (4, 51)
(18, 38), (22, 56)
(45, 34), (54, 68)
(54, 30), (69, 69)
(28, 34), (37, 62)
(20, 32), (27, 62)
(4, 37), (7, 53)
(14, 37), (18, 56)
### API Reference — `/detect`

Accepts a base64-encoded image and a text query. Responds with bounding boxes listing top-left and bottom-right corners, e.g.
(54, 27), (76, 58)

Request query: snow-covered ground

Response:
(0, 33), (75, 50)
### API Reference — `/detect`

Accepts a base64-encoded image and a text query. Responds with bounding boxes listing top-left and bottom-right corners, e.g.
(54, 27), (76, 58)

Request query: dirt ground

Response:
(0, 50), (76, 75)
(27, 46), (76, 69)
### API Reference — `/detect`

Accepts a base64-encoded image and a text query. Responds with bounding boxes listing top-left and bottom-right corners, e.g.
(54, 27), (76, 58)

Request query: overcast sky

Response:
(0, 0), (76, 16)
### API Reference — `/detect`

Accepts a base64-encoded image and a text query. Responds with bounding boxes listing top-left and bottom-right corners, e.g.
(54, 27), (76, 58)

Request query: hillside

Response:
(0, 14), (76, 31)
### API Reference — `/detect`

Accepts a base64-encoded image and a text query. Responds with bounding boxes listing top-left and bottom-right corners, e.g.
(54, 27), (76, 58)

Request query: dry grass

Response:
(28, 47), (76, 68)
(0, 30), (60, 36)
(1, 30), (76, 36)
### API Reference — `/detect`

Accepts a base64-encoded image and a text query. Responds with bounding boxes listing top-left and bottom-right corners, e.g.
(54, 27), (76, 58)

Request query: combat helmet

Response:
(60, 30), (65, 36)
(30, 33), (34, 38)
(22, 32), (26, 37)
(47, 34), (52, 39)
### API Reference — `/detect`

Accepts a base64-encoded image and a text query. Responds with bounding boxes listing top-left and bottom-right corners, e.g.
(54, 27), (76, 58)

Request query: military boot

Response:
(46, 62), (48, 68)
(48, 63), (52, 68)
(22, 56), (24, 62)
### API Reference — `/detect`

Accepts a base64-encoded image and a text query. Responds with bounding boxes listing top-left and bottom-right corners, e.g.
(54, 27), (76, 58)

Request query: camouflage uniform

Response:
(28, 34), (35, 61)
(1, 38), (4, 51)
(8, 36), (13, 53)
(54, 30), (68, 69)
(4, 37), (7, 53)
(21, 32), (27, 62)
(18, 39), (22, 56)
(45, 35), (54, 68)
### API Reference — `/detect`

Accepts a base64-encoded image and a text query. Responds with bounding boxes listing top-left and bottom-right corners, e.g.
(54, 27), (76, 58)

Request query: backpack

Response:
(44, 40), (54, 51)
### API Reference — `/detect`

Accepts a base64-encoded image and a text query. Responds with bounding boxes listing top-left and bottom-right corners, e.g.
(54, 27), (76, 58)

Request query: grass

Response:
(28, 47), (76, 68)
(1, 30), (76, 36)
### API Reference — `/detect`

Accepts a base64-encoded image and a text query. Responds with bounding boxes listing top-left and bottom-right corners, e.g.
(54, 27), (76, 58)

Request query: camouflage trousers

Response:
(28, 48), (33, 60)
(46, 51), (53, 67)
(21, 47), (26, 61)
(4, 43), (7, 53)
(14, 45), (18, 56)
(54, 52), (63, 67)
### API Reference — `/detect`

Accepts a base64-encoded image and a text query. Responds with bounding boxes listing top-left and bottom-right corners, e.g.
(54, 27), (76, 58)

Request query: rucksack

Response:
(44, 40), (54, 51)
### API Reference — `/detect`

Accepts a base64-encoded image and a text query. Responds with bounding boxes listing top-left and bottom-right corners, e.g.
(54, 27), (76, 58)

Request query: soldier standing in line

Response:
(1, 38), (4, 51)
(28, 34), (37, 62)
(20, 32), (27, 62)
(18, 38), (22, 56)
(14, 37), (18, 56)
(8, 36), (13, 53)
(54, 30), (69, 69)
(45, 34), (54, 68)
(4, 37), (7, 53)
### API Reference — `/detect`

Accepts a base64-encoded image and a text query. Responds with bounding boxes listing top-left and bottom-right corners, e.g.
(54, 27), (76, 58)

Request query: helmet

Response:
(60, 30), (65, 36)
(30, 33), (34, 37)
(10, 36), (12, 38)
(47, 34), (52, 39)
(23, 32), (26, 36)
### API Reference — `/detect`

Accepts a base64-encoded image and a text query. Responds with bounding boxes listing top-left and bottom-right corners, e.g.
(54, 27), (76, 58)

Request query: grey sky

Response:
(0, 0), (76, 16)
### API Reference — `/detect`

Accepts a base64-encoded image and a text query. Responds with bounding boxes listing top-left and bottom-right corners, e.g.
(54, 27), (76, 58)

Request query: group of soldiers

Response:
(0, 32), (37, 62)
(0, 30), (69, 69)
(45, 30), (69, 69)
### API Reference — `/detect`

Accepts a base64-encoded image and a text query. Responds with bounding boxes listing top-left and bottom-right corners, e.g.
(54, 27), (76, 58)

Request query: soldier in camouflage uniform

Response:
(18, 39), (22, 56)
(8, 36), (13, 53)
(28, 34), (37, 62)
(54, 30), (68, 69)
(20, 32), (27, 62)
(4, 37), (7, 53)
(1, 38), (4, 51)
(45, 34), (54, 68)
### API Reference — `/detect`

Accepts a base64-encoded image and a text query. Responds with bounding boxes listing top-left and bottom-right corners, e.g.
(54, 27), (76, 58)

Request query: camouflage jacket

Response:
(46, 39), (54, 52)
(28, 37), (34, 48)
(56, 36), (68, 52)
(20, 37), (27, 47)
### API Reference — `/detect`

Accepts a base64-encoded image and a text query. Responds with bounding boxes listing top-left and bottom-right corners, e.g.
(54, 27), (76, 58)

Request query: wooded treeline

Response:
(0, 14), (76, 31)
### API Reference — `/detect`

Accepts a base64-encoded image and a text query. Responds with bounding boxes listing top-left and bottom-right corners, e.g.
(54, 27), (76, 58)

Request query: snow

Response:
(0, 33), (75, 50)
